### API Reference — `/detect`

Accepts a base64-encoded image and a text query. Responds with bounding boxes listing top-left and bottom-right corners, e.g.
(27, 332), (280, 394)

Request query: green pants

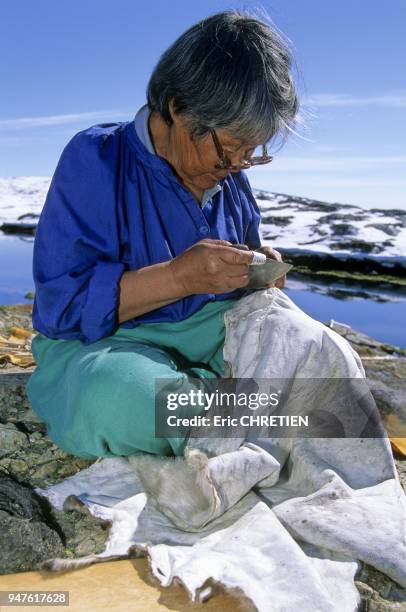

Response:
(26, 300), (237, 459)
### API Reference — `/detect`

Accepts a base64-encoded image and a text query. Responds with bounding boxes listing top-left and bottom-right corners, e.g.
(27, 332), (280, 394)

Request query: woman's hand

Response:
(169, 239), (255, 295)
(256, 245), (286, 289)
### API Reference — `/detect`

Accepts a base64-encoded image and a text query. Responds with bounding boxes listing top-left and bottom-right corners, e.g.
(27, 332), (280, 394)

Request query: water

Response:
(284, 285), (405, 348)
(1, 236), (405, 348)
(0, 236), (35, 303)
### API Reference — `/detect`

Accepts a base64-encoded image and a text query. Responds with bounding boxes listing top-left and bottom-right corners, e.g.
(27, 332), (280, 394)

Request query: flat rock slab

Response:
(0, 559), (245, 611)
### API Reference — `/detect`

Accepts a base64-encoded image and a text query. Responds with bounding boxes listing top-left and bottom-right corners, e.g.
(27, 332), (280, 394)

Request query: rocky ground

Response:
(0, 304), (405, 610)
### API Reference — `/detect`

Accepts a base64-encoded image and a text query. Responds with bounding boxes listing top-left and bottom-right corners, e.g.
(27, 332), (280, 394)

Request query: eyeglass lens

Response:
(211, 130), (273, 170)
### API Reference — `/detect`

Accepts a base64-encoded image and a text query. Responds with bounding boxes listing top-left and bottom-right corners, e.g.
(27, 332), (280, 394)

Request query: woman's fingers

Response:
(170, 241), (265, 295)
(217, 246), (256, 266)
(266, 273), (286, 290)
(257, 245), (286, 290)
(224, 273), (250, 290)
(198, 238), (233, 247)
(275, 274), (286, 289)
(257, 245), (283, 262)
(227, 265), (251, 277)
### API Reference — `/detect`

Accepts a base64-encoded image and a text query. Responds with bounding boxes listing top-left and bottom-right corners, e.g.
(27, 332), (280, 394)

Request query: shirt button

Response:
(199, 226), (209, 235)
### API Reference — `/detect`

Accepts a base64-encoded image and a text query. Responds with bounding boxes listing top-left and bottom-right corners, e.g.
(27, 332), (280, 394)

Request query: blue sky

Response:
(1, 0), (405, 209)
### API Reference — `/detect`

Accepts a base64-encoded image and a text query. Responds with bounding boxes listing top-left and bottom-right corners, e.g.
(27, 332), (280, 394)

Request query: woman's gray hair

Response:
(147, 10), (300, 146)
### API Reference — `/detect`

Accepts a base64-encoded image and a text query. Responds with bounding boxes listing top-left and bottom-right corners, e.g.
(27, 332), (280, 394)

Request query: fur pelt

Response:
(40, 442), (280, 573)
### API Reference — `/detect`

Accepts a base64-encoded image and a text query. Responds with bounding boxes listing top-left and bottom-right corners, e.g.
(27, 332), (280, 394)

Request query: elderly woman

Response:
(27, 11), (299, 459)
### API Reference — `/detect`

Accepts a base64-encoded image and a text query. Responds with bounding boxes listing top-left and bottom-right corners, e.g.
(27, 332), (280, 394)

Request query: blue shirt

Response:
(32, 120), (262, 345)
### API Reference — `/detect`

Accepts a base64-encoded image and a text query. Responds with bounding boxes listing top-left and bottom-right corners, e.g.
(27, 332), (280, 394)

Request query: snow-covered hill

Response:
(0, 177), (50, 221)
(254, 190), (405, 262)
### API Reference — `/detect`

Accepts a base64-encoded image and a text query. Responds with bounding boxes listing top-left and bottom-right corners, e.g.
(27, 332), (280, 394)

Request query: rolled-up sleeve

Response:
(32, 129), (127, 345)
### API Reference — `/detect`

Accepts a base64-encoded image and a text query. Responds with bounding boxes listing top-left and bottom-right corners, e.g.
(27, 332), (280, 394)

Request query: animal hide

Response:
(36, 289), (406, 611)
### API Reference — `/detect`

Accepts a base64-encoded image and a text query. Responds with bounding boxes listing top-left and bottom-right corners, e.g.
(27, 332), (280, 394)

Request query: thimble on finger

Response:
(250, 251), (267, 265)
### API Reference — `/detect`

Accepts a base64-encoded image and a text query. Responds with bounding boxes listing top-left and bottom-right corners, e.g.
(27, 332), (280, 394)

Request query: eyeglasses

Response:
(210, 129), (273, 170)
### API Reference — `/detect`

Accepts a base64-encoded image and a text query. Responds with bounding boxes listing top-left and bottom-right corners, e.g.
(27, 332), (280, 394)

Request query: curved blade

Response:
(247, 259), (293, 289)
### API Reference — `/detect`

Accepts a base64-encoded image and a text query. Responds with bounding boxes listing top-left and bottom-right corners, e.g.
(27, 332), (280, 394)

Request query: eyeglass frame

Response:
(210, 129), (273, 171)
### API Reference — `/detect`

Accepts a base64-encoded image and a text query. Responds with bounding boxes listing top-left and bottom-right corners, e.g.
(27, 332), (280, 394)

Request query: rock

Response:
(367, 379), (406, 421)
(319, 213), (367, 223)
(278, 249), (405, 277)
(370, 208), (406, 220)
(0, 367), (93, 487)
(329, 323), (406, 471)
(330, 323), (406, 359)
(261, 215), (294, 226)
(0, 430), (93, 488)
(396, 460), (406, 492)
(302, 202), (341, 212)
(330, 239), (384, 254)
(0, 304), (34, 334)
(0, 368), (41, 428)
(0, 473), (64, 573)
(34, 461), (64, 481)
(0, 423), (27, 457)
(0, 222), (36, 235)
(51, 504), (110, 559)
(17, 213), (40, 221)
(312, 285), (389, 303)
(366, 223), (403, 237)
(356, 564), (406, 610)
(330, 223), (359, 236)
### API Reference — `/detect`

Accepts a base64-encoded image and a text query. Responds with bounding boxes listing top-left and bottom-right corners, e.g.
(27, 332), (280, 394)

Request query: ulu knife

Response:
(231, 243), (293, 289)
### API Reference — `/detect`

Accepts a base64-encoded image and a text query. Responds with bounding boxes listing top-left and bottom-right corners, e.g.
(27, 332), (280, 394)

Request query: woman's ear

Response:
(168, 99), (186, 129)
(168, 99), (178, 124)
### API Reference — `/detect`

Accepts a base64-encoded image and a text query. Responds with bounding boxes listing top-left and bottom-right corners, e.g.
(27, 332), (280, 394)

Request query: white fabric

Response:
(35, 288), (406, 611)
